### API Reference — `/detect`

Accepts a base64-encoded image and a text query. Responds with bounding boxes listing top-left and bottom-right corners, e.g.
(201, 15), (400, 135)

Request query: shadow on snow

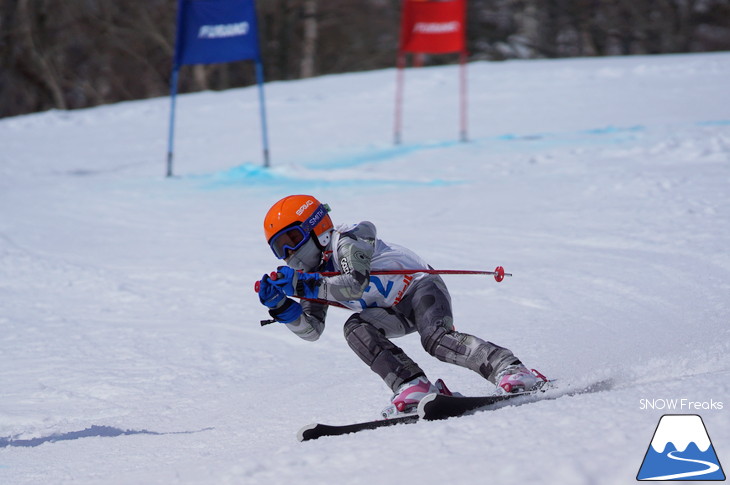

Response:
(0, 425), (213, 448)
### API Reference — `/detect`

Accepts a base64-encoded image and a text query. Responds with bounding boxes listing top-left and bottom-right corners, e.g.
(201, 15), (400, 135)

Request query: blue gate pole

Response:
(255, 61), (270, 168)
(166, 68), (180, 177)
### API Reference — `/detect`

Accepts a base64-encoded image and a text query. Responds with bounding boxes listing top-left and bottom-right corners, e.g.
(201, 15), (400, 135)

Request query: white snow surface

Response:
(1, 53), (729, 484)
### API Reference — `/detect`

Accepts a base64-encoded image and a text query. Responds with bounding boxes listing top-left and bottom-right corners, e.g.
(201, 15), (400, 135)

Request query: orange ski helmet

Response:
(264, 195), (333, 259)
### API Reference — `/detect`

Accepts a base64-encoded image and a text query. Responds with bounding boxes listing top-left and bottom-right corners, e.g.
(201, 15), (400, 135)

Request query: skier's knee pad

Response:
(421, 327), (480, 366)
(343, 313), (366, 340)
(420, 325), (450, 357)
(343, 314), (380, 365)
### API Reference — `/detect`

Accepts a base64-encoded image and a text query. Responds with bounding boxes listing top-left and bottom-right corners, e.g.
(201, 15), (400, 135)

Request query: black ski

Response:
(419, 378), (612, 420)
(418, 384), (551, 420)
(297, 384), (549, 442)
(297, 378), (613, 441)
(298, 413), (418, 442)
(296, 389), (537, 442)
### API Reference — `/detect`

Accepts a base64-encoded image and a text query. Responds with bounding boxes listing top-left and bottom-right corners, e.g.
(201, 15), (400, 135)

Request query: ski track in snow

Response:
(1, 53), (729, 484)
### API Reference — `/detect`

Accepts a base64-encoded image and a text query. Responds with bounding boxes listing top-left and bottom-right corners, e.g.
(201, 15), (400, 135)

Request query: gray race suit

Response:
(284, 221), (521, 392)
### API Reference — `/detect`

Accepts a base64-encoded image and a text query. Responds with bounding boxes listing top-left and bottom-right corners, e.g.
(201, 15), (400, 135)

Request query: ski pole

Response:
(259, 266), (511, 285)
(255, 266), (511, 326)
(257, 298), (349, 326)
(255, 266), (510, 295)
(319, 266), (512, 283)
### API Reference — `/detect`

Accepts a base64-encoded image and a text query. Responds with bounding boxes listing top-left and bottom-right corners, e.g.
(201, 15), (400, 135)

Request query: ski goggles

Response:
(268, 204), (330, 259)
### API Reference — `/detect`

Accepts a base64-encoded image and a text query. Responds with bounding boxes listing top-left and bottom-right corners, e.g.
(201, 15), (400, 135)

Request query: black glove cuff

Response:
(269, 298), (296, 320)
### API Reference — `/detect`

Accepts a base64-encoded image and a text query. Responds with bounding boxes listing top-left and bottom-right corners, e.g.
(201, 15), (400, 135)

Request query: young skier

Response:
(257, 194), (545, 416)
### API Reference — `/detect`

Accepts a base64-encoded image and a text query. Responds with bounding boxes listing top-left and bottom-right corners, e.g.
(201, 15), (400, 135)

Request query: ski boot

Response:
(381, 376), (452, 419)
(496, 364), (548, 394)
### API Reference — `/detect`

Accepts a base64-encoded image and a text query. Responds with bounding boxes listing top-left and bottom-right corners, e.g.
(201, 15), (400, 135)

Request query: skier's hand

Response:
(269, 298), (302, 324)
(258, 274), (302, 324)
(258, 274), (286, 309)
(270, 266), (299, 296)
(271, 266), (320, 299)
(294, 272), (320, 299)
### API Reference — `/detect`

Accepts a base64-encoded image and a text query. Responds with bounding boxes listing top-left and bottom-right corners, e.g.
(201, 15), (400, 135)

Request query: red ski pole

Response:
(256, 266), (510, 291)
(254, 266), (511, 326)
(319, 266), (512, 283)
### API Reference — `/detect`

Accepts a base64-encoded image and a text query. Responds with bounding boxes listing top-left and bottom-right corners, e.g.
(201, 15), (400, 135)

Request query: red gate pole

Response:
(394, 52), (406, 145)
(459, 50), (468, 142)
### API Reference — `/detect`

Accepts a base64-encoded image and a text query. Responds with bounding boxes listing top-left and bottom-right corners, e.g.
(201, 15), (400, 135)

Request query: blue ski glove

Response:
(258, 274), (286, 309)
(270, 266), (298, 295)
(295, 271), (321, 299)
(257, 274), (302, 324)
(271, 266), (321, 299)
(270, 298), (302, 324)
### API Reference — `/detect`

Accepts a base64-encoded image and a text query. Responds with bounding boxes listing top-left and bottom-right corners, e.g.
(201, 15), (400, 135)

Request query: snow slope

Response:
(1, 52), (729, 485)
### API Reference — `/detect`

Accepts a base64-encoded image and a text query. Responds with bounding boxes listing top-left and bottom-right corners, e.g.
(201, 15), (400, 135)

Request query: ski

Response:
(296, 388), (541, 442)
(297, 378), (613, 441)
(296, 384), (550, 442)
(418, 378), (613, 421)
(298, 413), (418, 442)
(418, 380), (555, 420)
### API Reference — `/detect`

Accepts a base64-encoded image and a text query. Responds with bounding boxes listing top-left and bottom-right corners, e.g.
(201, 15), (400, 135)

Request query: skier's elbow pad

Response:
(345, 281), (366, 300)
(347, 270), (370, 299)
(300, 331), (321, 342)
(287, 315), (324, 341)
(290, 325), (321, 342)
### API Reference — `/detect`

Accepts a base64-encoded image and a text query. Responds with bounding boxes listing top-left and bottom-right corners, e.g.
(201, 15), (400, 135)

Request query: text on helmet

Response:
(296, 200), (315, 216)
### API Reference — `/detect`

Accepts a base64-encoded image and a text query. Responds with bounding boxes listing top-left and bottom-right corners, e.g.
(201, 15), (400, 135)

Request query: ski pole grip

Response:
(254, 272), (279, 293)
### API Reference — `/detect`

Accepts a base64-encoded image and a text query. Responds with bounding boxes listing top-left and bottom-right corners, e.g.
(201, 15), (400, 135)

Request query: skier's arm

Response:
(270, 222), (376, 303)
(257, 274), (326, 342)
(319, 221), (375, 301)
(284, 300), (327, 342)
(277, 222), (374, 339)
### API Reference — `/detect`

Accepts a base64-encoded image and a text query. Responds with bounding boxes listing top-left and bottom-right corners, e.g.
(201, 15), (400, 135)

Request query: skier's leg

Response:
(342, 309), (423, 393)
(398, 275), (522, 384)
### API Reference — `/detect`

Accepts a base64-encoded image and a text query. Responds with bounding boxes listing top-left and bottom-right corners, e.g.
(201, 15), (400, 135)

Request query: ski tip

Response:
(297, 423), (318, 442)
(416, 392), (439, 419)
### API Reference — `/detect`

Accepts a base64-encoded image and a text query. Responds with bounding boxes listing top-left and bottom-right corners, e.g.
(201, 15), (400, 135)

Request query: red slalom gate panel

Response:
(399, 0), (466, 54)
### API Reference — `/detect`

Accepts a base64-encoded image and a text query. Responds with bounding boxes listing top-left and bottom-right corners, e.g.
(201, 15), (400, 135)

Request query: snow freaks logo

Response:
(637, 414), (725, 481)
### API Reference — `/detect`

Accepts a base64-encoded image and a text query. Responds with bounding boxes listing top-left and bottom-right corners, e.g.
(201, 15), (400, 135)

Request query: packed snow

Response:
(1, 52), (729, 485)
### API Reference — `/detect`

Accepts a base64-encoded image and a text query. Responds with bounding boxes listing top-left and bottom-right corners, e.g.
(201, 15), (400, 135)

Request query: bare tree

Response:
(1, 0), (729, 118)
(300, 0), (318, 78)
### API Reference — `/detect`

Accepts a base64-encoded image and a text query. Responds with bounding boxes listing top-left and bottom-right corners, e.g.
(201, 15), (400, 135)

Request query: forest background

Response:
(2, 0), (729, 119)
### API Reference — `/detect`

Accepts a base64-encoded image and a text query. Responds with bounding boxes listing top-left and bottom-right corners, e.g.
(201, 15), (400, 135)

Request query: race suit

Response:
(284, 221), (521, 392)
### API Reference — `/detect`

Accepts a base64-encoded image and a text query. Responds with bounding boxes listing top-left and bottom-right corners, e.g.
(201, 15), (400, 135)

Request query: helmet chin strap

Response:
(315, 230), (333, 267)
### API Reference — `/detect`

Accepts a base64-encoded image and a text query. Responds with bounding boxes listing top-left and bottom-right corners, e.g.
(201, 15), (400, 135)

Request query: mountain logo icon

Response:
(637, 414), (725, 481)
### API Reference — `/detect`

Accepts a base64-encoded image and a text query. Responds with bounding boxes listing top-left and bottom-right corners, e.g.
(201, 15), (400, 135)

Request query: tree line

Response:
(1, 0), (728, 118)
